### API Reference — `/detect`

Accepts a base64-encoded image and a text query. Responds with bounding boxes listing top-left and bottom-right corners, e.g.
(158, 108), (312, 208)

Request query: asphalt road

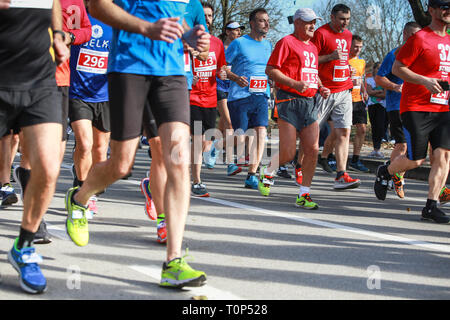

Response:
(0, 139), (449, 301)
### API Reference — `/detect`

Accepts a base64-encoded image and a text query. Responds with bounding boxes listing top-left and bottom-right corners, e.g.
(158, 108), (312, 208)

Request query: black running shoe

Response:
(421, 206), (450, 224)
(318, 157), (333, 173)
(33, 220), (52, 244)
(374, 164), (391, 200)
(277, 166), (292, 179)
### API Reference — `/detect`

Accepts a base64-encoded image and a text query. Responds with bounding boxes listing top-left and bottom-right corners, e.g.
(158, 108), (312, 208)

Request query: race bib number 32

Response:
(249, 76), (268, 93)
(76, 48), (109, 74)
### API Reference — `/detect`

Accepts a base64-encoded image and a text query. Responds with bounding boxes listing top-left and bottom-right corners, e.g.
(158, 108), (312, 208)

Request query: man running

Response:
(66, 0), (210, 288)
(0, 0), (70, 293)
(375, 21), (421, 198)
(374, 0), (450, 224)
(312, 4), (361, 190)
(225, 8), (272, 189)
(259, 8), (331, 210)
(348, 35), (369, 173)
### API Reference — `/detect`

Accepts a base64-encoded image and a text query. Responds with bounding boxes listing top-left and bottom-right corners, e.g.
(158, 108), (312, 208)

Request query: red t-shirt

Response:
(55, 0), (92, 86)
(311, 24), (353, 93)
(397, 27), (450, 114)
(190, 35), (226, 108)
(267, 34), (319, 98)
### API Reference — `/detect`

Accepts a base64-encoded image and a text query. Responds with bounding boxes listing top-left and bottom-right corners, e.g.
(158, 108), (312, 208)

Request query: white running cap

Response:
(293, 8), (322, 22)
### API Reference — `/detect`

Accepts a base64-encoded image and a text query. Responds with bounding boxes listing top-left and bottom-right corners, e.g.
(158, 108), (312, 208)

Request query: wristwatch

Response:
(68, 32), (76, 44)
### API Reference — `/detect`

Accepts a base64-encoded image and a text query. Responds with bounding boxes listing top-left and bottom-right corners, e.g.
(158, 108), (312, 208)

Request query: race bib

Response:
(76, 48), (109, 74)
(184, 50), (191, 72)
(301, 68), (319, 89)
(333, 65), (350, 82)
(249, 76), (268, 93)
(10, 0), (53, 8)
(430, 91), (449, 105)
(193, 52), (217, 72)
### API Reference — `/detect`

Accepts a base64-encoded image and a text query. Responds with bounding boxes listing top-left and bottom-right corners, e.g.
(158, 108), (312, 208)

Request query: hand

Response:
(0, 0), (10, 9)
(144, 17), (184, 43)
(320, 86), (331, 99)
(219, 65), (228, 80)
(363, 91), (369, 101)
(182, 24), (210, 52)
(294, 81), (310, 93)
(349, 65), (357, 78)
(392, 84), (402, 93)
(423, 78), (443, 94)
(192, 75), (199, 86)
(235, 76), (248, 88)
(330, 49), (344, 61)
(53, 36), (70, 66)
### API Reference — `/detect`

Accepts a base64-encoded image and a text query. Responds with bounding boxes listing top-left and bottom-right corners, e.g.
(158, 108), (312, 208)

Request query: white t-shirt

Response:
(366, 77), (386, 107)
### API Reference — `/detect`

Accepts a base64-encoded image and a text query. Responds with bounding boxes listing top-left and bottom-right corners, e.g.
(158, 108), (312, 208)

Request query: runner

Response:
(348, 35), (370, 173)
(69, 0), (112, 218)
(225, 8), (272, 189)
(190, 1), (227, 197)
(374, 0), (450, 224)
(375, 21), (422, 198)
(66, 0), (210, 288)
(0, 0), (70, 293)
(259, 8), (331, 210)
(312, 4), (361, 190)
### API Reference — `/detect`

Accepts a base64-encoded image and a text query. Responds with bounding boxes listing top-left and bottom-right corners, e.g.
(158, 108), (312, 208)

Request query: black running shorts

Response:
(352, 101), (368, 125)
(387, 110), (406, 144)
(401, 111), (450, 161)
(107, 73), (190, 141)
(190, 105), (217, 136)
(0, 86), (62, 138)
(69, 99), (111, 132)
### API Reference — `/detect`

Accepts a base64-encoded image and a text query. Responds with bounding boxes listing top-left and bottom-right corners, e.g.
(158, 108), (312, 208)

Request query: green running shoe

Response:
(258, 165), (274, 197)
(160, 256), (206, 288)
(65, 187), (89, 246)
(295, 193), (319, 210)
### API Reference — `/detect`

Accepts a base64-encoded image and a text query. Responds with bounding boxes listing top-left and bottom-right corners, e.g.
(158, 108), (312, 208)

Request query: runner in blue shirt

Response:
(225, 8), (272, 189)
(64, 0), (210, 289)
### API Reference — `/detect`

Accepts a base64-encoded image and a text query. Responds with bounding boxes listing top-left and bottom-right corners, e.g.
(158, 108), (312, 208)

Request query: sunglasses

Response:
(432, 4), (450, 9)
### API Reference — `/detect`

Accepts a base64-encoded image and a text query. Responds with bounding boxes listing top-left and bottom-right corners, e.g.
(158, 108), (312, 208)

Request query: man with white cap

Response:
(312, 3), (361, 190)
(258, 8), (331, 209)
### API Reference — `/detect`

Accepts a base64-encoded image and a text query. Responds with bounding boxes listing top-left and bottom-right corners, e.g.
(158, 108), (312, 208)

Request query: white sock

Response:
(299, 186), (310, 197)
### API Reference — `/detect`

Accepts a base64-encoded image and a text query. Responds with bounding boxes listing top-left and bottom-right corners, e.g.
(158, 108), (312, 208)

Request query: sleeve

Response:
(64, 0), (92, 45)
(225, 40), (238, 65)
(216, 41), (226, 72)
(192, 0), (209, 32)
(396, 33), (423, 67)
(377, 51), (395, 78)
(267, 38), (289, 69)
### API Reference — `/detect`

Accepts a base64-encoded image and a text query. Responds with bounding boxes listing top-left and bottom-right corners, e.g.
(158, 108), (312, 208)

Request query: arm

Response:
(265, 65), (309, 93)
(52, 0), (70, 65)
(375, 75), (402, 93)
(67, 2), (92, 45)
(392, 60), (443, 94)
(226, 67), (248, 87)
(90, 0), (184, 43)
(0, 0), (10, 10)
(318, 49), (342, 64)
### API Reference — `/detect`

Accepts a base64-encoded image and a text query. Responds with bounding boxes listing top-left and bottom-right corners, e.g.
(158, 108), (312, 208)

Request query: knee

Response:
(76, 138), (93, 155)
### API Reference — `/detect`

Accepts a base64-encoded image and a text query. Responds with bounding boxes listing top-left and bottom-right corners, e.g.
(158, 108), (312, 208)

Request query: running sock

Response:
(71, 188), (88, 209)
(17, 227), (35, 249)
(352, 155), (359, 163)
(299, 186), (310, 197)
(425, 199), (437, 210)
(247, 172), (256, 179)
(336, 171), (345, 179)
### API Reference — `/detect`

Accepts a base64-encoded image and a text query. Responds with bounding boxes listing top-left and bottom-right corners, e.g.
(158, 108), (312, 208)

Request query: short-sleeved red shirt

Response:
(396, 27), (450, 114)
(190, 35), (226, 108)
(267, 34), (319, 98)
(311, 24), (353, 93)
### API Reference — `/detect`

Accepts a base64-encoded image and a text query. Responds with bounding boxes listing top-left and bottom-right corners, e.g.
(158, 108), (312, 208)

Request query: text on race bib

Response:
(249, 76), (268, 93)
(76, 49), (109, 74)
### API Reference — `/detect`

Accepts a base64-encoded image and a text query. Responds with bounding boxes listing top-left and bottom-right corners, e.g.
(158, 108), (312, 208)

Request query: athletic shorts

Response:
(401, 111), (450, 161)
(143, 101), (158, 139)
(69, 99), (111, 132)
(317, 89), (353, 129)
(190, 105), (217, 135)
(227, 94), (268, 132)
(276, 90), (318, 132)
(352, 101), (367, 125)
(387, 110), (406, 144)
(217, 89), (228, 101)
(108, 73), (189, 141)
(0, 86), (62, 138)
(59, 86), (69, 141)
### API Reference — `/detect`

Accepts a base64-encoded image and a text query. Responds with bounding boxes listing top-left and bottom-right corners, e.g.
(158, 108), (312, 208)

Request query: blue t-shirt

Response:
(184, 0), (208, 90)
(108, 0), (188, 76)
(216, 77), (230, 92)
(225, 35), (272, 102)
(377, 48), (403, 112)
(69, 14), (112, 102)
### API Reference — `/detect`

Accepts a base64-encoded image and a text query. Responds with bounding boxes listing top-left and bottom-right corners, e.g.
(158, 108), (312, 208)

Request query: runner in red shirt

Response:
(311, 4), (361, 190)
(189, 2), (227, 197)
(258, 8), (331, 209)
(374, 0), (450, 224)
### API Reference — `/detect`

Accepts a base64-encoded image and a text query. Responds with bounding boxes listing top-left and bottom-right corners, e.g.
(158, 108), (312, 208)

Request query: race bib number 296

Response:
(76, 48), (109, 74)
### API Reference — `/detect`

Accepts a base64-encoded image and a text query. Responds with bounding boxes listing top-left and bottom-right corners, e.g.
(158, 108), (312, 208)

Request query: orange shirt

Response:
(349, 56), (365, 102)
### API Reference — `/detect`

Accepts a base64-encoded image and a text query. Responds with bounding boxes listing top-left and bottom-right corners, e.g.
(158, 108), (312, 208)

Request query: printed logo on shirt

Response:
(92, 25), (104, 39)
